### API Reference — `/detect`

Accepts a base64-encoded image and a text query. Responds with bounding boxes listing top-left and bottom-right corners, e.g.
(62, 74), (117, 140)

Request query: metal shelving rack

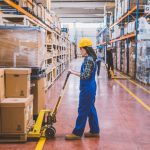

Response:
(0, 0), (75, 90)
(97, 0), (146, 79)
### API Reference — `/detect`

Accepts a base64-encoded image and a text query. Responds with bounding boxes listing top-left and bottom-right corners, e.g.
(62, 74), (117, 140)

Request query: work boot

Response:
(84, 132), (100, 138)
(65, 134), (81, 140)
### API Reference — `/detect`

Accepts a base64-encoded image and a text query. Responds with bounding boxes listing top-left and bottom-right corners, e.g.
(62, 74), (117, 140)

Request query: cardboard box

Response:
(0, 95), (33, 134)
(0, 69), (5, 102)
(5, 68), (31, 98)
(19, 0), (33, 10)
(31, 77), (46, 115)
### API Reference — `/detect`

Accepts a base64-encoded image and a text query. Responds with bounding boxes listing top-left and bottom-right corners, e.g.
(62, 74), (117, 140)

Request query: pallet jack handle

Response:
(51, 71), (71, 117)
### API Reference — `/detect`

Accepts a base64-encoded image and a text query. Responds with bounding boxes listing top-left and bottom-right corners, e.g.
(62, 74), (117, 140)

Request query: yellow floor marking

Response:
(115, 79), (150, 112)
(116, 71), (150, 94)
(35, 138), (46, 150)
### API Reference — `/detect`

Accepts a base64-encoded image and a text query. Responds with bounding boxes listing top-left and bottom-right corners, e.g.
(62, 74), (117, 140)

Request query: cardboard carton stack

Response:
(0, 68), (33, 137)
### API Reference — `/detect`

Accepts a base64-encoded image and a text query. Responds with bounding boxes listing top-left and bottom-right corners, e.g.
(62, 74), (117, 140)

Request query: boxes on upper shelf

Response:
(35, 0), (51, 11)
(0, 69), (5, 102)
(18, 0), (33, 12)
(5, 68), (31, 98)
(0, 95), (33, 134)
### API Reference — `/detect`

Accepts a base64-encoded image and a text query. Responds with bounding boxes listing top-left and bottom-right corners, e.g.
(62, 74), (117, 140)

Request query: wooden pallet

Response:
(0, 133), (27, 143)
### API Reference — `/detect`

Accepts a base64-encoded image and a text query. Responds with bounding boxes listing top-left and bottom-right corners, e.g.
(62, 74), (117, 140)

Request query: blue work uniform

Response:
(72, 56), (100, 136)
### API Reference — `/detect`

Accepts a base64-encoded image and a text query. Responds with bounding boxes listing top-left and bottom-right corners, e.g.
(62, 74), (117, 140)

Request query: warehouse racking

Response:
(97, 0), (150, 84)
(0, 0), (75, 90)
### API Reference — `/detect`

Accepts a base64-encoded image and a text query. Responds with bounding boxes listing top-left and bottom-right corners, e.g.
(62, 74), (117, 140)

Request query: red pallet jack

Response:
(28, 71), (71, 139)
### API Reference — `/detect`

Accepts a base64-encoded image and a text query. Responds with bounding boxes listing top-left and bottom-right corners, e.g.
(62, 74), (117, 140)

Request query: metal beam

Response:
(58, 14), (104, 18)
(52, 8), (104, 14)
(51, 2), (105, 8)
(59, 17), (103, 23)
(52, 0), (115, 2)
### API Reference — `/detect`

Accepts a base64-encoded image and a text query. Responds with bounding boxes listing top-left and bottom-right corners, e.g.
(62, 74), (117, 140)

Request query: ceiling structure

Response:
(51, 0), (115, 23)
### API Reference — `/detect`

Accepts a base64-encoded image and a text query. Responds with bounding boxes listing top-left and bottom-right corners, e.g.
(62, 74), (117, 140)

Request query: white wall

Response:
(61, 23), (101, 55)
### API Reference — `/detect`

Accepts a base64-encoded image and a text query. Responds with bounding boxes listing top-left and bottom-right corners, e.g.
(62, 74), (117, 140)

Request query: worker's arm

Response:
(69, 69), (80, 77)
(80, 57), (94, 80)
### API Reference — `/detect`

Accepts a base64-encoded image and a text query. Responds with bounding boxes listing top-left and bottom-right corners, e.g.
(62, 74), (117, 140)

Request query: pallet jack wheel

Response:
(45, 126), (56, 139)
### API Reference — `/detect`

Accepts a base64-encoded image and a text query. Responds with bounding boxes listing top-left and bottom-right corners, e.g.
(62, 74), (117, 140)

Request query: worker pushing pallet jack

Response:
(28, 71), (71, 139)
(105, 44), (128, 80)
(105, 64), (128, 80)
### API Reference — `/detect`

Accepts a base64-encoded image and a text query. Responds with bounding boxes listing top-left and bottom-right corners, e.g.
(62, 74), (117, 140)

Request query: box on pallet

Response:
(33, 1), (38, 16)
(0, 27), (46, 68)
(18, 0), (33, 11)
(31, 77), (46, 115)
(0, 95), (33, 134)
(138, 17), (150, 40)
(5, 68), (31, 98)
(35, 0), (51, 11)
(136, 41), (150, 84)
(129, 41), (135, 77)
(37, 4), (45, 21)
(0, 69), (4, 102)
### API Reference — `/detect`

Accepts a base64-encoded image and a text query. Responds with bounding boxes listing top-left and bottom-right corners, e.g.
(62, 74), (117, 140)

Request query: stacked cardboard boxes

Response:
(0, 68), (33, 136)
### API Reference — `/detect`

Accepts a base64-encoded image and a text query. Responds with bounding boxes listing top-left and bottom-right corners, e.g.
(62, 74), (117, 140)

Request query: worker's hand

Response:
(68, 69), (73, 74)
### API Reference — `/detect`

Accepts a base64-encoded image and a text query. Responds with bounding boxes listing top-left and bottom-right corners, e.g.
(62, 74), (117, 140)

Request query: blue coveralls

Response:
(72, 57), (100, 136)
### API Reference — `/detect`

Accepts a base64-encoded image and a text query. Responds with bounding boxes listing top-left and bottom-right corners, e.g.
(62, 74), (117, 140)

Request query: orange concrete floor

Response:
(0, 58), (150, 150)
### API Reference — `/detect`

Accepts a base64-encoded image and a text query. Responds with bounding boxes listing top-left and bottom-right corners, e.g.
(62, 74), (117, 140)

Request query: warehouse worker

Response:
(65, 38), (100, 140)
(106, 45), (114, 79)
(96, 47), (102, 77)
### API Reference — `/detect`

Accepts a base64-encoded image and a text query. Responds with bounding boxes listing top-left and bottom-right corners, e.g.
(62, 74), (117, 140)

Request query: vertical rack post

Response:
(126, 0), (131, 74)
(135, 0), (139, 79)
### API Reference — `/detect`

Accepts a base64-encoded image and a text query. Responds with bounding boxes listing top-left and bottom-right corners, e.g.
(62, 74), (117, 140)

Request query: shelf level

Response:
(110, 33), (136, 43)
(3, 0), (52, 32)
(97, 42), (106, 46)
(110, 6), (137, 29)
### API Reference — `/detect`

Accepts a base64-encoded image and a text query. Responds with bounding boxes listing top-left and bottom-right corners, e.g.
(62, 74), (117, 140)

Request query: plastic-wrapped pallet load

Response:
(0, 27), (46, 68)
(138, 17), (150, 40)
(129, 40), (135, 78)
(136, 41), (150, 84)
(137, 17), (150, 84)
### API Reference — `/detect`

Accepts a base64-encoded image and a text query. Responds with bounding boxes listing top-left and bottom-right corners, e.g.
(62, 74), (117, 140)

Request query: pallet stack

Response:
(0, 68), (33, 142)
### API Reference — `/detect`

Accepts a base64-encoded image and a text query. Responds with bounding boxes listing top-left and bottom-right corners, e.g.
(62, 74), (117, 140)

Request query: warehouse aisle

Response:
(0, 58), (150, 150)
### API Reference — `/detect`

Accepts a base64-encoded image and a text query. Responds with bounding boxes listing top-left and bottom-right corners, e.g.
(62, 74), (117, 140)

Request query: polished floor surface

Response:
(0, 58), (150, 150)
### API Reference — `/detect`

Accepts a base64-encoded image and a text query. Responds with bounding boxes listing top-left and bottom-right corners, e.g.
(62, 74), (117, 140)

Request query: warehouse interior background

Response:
(0, 0), (150, 150)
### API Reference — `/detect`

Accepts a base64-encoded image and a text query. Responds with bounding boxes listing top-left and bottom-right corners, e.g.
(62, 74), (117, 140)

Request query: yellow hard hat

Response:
(79, 38), (93, 48)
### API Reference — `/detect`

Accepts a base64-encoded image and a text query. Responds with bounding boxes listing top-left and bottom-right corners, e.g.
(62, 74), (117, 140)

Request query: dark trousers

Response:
(107, 63), (114, 78)
(97, 61), (101, 76)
